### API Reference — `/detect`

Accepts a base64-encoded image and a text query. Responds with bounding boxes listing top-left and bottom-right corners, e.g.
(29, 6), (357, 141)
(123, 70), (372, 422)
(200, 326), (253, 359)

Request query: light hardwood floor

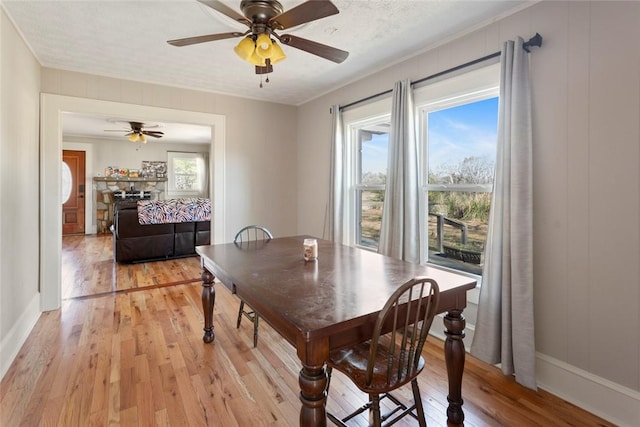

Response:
(1, 235), (615, 426)
(61, 235), (203, 299)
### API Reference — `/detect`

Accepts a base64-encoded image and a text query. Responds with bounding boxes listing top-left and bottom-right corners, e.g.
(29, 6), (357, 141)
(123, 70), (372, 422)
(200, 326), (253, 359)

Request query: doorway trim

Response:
(40, 94), (226, 311)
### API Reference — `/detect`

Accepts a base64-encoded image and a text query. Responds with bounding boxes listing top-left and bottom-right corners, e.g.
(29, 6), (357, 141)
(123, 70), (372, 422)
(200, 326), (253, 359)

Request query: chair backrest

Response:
(366, 277), (440, 388)
(233, 225), (273, 243)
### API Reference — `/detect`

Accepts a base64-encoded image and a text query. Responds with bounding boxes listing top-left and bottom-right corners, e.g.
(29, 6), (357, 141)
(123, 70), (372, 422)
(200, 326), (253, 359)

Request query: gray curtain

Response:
(470, 37), (536, 389)
(378, 79), (420, 263)
(327, 105), (344, 242)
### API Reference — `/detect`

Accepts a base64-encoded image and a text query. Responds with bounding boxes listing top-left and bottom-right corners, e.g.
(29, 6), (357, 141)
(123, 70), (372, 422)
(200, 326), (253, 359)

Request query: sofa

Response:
(112, 200), (210, 263)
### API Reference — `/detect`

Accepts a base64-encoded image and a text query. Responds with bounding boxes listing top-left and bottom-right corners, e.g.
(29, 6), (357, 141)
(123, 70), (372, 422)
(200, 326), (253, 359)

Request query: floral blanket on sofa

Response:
(137, 198), (211, 225)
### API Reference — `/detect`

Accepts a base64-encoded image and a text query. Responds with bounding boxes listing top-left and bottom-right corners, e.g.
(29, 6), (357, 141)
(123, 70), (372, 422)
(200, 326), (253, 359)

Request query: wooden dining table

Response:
(196, 236), (477, 426)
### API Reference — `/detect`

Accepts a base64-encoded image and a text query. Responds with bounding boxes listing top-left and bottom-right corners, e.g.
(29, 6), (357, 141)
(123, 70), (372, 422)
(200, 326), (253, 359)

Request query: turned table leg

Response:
(444, 309), (466, 425)
(201, 268), (216, 343)
(299, 362), (328, 427)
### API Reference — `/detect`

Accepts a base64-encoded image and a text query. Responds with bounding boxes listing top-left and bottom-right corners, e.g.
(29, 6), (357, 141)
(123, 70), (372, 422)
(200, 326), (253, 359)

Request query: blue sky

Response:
(361, 97), (498, 175)
(428, 97), (498, 170)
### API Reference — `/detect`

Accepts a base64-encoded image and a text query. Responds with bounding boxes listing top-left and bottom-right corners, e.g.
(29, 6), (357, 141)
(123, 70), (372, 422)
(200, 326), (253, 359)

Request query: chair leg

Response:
(411, 379), (427, 427)
(253, 314), (259, 347)
(237, 301), (245, 329)
(371, 394), (382, 427)
(325, 366), (333, 393)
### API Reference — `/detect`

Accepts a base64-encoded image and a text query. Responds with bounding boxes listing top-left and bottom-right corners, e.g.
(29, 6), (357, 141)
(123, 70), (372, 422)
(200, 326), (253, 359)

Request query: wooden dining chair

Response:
(233, 225), (274, 347)
(326, 277), (440, 427)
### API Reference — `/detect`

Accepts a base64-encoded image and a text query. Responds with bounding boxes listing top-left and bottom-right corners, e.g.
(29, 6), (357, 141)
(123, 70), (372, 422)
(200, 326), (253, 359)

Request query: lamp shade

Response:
(139, 134), (147, 143)
(248, 50), (266, 66)
(129, 133), (139, 142)
(269, 40), (286, 64)
(234, 36), (255, 61)
(255, 33), (273, 59)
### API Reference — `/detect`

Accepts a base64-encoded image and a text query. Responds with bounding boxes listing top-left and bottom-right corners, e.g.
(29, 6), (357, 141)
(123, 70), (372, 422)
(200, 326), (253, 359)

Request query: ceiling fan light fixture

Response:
(167, 0), (348, 86)
(139, 133), (147, 143)
(234, 36), (255, 61)
(248, 50), (266, 66)
(129, 133), (139, 142)
(269, 40), (286, 64)
(255, 33), (273, 59)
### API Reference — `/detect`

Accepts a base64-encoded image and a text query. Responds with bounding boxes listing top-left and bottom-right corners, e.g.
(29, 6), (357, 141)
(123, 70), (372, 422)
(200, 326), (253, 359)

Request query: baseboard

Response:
(0, 293), (41, 381)
(536, 352), (640, 427)
(430, 314), (639, 426)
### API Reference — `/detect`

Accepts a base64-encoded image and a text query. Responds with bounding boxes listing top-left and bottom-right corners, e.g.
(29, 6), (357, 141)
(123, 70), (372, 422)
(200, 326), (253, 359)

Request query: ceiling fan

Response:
(167, 0), (349, 77)
(104, 122), (164, 143)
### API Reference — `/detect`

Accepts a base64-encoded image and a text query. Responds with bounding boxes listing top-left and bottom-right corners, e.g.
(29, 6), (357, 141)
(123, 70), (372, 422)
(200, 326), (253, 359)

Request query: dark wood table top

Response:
(197, 235), (477, 346)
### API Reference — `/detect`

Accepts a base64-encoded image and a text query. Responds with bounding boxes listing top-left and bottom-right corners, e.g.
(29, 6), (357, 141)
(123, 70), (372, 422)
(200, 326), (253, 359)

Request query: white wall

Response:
(0, 7), (42, 379)
(73, 137), (209, 179)
(297, 2), (640, 426)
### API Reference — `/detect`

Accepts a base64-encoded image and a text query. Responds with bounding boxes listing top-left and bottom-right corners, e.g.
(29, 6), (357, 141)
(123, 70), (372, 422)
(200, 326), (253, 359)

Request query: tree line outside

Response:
(359, 156), (493, 270)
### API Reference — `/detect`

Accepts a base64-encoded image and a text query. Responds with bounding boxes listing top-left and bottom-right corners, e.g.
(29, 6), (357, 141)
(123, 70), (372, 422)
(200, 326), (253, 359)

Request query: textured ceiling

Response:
(3, 0), (531, 107)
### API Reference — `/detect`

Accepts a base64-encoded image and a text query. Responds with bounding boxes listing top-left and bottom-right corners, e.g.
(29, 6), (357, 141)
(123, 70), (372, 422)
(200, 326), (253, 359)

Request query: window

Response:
(61, 161), (72, 204)
(342, 95), (392, 249)
(416, 63), (500, 274)
(167, 151), (208, 197)
(419, 96), (498, 274)
(343, 63), (499, 276)
(353, 122), (389, 249)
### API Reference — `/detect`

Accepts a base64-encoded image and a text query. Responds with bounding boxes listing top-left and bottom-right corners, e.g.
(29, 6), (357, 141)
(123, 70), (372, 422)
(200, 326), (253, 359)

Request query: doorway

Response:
(62, 150), (86, 235)
(40, 95), (227, 311)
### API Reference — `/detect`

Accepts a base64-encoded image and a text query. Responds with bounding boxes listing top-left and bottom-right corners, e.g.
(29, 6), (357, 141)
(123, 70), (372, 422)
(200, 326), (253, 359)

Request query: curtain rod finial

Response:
(526, 33), (543, 49)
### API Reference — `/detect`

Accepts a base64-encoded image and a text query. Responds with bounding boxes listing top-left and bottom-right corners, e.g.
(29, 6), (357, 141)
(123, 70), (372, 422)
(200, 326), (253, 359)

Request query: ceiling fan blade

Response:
(280, 34), (348, 63)
(168, 31), (244, 47)
(142, 131), (164, 138)
(270, 0), (339, 30)
(197, 0), (251, 26)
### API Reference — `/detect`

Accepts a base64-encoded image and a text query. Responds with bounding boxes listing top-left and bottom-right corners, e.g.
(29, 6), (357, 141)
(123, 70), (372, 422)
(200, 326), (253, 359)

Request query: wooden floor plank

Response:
(0, 235), (616, 427)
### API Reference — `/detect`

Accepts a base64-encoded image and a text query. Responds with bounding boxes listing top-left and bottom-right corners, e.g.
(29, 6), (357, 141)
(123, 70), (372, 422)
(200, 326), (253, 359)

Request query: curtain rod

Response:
(339, 33), (543, 112)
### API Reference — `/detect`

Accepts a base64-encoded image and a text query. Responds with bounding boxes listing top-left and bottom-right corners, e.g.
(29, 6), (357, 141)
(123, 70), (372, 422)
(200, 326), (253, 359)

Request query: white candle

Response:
(303, 238), (318, 261)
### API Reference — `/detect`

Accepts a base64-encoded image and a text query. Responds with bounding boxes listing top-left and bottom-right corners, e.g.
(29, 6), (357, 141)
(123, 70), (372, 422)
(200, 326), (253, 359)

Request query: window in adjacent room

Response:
(167, 151), (208, 197)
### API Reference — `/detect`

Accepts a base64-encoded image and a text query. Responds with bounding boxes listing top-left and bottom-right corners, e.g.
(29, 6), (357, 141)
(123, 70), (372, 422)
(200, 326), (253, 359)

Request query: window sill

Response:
(425, 261), (481, 305)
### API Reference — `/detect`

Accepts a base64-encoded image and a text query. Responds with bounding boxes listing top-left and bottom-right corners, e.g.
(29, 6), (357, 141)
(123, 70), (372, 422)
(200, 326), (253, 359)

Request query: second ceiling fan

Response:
(167, 0), (349, 76)
(105, 122), (164, 143)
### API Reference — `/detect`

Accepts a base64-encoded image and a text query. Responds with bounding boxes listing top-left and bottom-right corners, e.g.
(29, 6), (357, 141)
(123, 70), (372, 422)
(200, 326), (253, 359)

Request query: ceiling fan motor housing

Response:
(240, 0), (283, 24)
